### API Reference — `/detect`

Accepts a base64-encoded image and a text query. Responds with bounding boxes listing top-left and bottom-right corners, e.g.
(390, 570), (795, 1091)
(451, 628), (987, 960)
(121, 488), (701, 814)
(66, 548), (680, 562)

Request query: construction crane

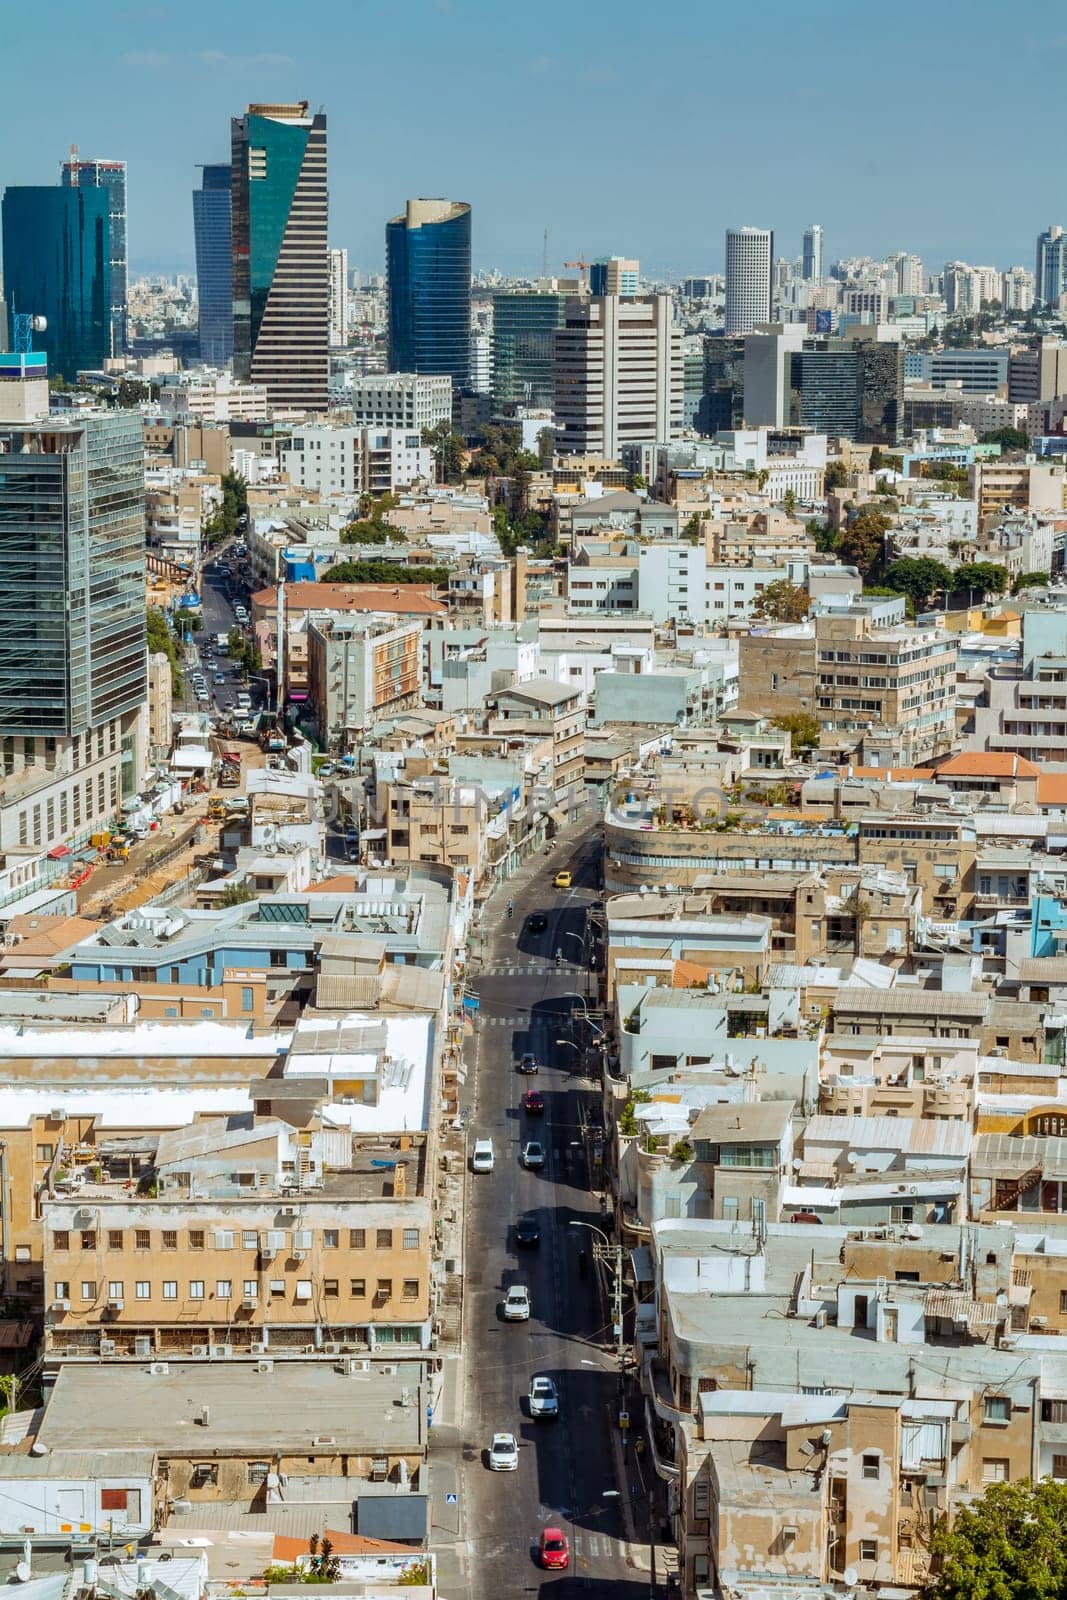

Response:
(564, 256), (591, 291)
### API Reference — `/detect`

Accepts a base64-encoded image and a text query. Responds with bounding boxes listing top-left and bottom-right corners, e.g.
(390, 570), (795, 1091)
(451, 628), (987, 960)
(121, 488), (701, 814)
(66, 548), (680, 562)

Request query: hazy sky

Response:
(2, 0), (1061, 279)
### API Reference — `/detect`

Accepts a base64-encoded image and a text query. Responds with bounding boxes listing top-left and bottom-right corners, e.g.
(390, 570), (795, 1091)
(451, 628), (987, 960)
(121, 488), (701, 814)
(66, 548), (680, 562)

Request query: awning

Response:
(47, 845), (71, 859)
(288, 692), (309, 702)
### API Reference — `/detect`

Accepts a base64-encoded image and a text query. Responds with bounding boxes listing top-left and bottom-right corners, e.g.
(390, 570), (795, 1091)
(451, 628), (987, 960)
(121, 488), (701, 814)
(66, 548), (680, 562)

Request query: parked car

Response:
(522, 1140), (546, 1171)
(471, 1139), (495, 1174)
(539, 1528), (569, 1569)
(503, 1285), (531, 1321)
(488, 1432), (519, 1471)
(515, 1215), (541, 1248)
(528, 1376), (559, 1419)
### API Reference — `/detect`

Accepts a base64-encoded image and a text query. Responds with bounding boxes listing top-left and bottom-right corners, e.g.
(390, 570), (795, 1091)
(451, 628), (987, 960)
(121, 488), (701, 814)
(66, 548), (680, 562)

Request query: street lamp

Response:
(569, 1219), (626, 1404)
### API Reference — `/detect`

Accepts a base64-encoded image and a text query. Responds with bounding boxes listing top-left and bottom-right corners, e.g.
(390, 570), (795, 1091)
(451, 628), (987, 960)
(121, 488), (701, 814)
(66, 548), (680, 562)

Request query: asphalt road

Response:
(178, 554), (264, 720)
(455, 825), (652, 1600)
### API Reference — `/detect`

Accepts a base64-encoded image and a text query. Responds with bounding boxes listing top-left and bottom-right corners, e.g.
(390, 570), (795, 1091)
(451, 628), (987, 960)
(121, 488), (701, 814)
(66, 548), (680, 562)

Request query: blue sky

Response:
(2, 0), (1062, 278)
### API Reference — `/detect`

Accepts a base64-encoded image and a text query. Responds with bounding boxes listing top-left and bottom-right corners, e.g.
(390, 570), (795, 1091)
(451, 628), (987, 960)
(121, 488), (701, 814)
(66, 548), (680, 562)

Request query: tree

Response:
(782, 488), (796, 514)
(838, 505), (891, 579)
(340, 519), (403, 546)
(320, 559), (448, 586)
(422, 422), (465, 484)
(217, 882), (257, 907)
(926, 1479), (1067, 1600)
(146, 607), (183, 696)
(1013, 570), (1051, 593)
(807, 519), (839, 555)
(979, 427), (1031, 453)
(753, 579), (810, 623)
(536, 426), (555, 465)
(882, 556), (953, 611)
(824, 460), (849, 490)
(771, 711), (820, 750)
(953, 560), (1009, 596)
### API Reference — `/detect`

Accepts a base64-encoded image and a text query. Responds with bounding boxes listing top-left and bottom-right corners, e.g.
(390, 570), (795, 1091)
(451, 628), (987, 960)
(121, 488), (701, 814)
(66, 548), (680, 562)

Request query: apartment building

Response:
(968, 458), (1065, 521)
(370, 771), (518, 884)
(157, 371), (270, 422)
(340, 372), (453, 431)
(485, 679), (585, 809)
(307, 614), (424, 748)
(554, 293), (682, 457)
(279, 424), (433, 499)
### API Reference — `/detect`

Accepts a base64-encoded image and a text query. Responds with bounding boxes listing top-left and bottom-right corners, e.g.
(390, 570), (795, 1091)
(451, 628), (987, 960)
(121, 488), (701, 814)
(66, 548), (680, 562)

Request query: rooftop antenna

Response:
(68, 144), (79, 184)
(542, 227), (549, 279)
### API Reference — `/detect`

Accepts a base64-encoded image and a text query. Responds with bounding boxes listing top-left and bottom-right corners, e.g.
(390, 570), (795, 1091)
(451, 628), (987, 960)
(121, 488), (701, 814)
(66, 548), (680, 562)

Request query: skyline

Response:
(1, 0), (1063, 279)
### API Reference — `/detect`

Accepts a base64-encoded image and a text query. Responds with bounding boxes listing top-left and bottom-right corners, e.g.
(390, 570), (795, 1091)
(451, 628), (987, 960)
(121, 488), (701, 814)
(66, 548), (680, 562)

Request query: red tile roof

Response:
(933, 752), (1041, 779)
(252, 582), (446, 616)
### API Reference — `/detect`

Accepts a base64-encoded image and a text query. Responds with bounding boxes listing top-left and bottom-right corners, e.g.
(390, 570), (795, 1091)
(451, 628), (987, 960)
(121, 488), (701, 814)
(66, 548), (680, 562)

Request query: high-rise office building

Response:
(62, 157), (127, 356)
(590, 257), (639, 297)
(724, 227), (773, 336)
(554, 293), (681, 456)
(802, 225), (823, 283)
(492, 290), (567, 408)
(328, 247), (350, 348)
(2, 186), (111, 379)
(702, 335), (746, 433)
(744, 324), (902, 443)
(231, 102), (329, 412)
(1036, 225), (1066, 308)
(386, 199), (471, 386)
(192, 163), (233, 364)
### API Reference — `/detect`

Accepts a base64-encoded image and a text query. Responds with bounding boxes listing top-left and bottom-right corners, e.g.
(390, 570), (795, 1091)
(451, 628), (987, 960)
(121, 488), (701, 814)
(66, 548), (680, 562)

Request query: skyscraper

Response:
(802, 224), (823, 284)
(193, 163), (233, 365)
(554, 293), (681, 456)
(386, 199), (471, 385)
(1, 186), (111, 379)
(231, 102), (329, 412)
(724, 227), (773, 336)
(329, 246), (349, 348)
(1036, 225), (1066, 308)
(62, 156), (128, 356)
(590, 257), (639, 297)
(492, 290), (567, 408)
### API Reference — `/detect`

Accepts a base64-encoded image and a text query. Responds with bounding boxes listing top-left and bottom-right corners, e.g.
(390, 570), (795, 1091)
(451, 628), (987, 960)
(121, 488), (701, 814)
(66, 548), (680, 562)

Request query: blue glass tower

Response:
(386, 199), (471, 385)
(1, 186), (111, 380)
(193, 163), (233, 363)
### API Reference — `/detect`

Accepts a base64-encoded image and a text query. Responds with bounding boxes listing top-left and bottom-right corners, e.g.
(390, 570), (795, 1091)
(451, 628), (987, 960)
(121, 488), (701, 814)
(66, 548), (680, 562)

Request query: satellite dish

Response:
(792, 1157), (802, 1171)
(31, 316), (47, 333)
(15, 1563), (30, 1583)
(843, 1568), (859, 1588)
(846, 1152), (858, 1167)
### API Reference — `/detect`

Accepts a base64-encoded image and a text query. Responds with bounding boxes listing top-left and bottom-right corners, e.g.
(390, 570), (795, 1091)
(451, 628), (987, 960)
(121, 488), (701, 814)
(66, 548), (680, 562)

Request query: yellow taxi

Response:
(553, 869), (572, 889)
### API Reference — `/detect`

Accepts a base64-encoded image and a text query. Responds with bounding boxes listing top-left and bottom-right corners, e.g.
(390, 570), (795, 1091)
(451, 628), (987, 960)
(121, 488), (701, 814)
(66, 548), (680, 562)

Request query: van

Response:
(236, 693), (251, 712)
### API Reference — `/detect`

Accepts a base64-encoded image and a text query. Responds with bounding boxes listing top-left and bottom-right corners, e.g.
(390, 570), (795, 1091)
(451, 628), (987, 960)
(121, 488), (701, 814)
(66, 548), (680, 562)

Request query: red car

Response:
(523, 1089), (545, 1115)
(539, 1528), (569, 1570)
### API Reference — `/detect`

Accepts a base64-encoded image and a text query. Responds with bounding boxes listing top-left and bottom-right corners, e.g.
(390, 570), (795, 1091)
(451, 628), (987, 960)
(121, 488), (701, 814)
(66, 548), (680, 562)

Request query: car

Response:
(522, 1089), (545, 1116)
(515, 1215), (541, 1248)
(518, 1052), (540, 1075)
(214, 673), (225, 685)
(528, 1376), (559, 1419)
(526, 912), (548, 934)
(522, 1140), (546, 1171)
(471, 1139), (494, 1174)
(503, 1285), (531, 1321)
(488, 1432), (519, 1471)
(539, 1528), (569, 1569)
(195, 689), (209, 703)
(553, 870), (572, 889)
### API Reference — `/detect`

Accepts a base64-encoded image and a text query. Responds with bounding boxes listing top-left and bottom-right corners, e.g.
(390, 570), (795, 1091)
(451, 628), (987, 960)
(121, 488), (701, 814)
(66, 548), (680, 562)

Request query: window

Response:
(101, 1488), (131, 1510)
(189, 1230), (205, 1250)
(376, 1278), (392, 1300)
(269, 1280), (286, 1296)
(162, 1281), (177, 1300)
(1053, 1455), (1067, 1481)
(323, 1279), (339, 1298)
(53, 1231), (69, 1252)
(108, 1230), (124, 1250)
(53, 1280), (69, 1300)
(983, 1458), (1010, 1482)
(859, 1541), (878, 1562)
(81, 1230), (97, 1251)
(107, 1281), (124, 1300)
(162, 1231), (177, 1250)
(350, 1228), (366, 1249)
(135, 1230), (151, 1251)
(189, 1281), (204, 1300)
(402, 1228), (420, 1250)
(242, 1281), (258, 1301)
(323, 1229), (339, 1249)
(36, 1144), (54, 1162)
(985, 1395), (1010, 1424)
(80, 1281), (96, 1301)
(216, 1280), (232, 1299)
(247, 1462), (270, 1486)
(1059, 1290), (1067, 1315)
(242, 1231), (258, 1250)
(14, 1245), (29, 1263)
(295, 1280), (313, 1300)
(376, 1228), (393, 1250)
(135, 1281), (150, 1300)
(862, 1454), (879, 1479)
(402, 1278), (419, 1301)
(350, 1278), (366, 1297)
(190, 1464), (217, 1490)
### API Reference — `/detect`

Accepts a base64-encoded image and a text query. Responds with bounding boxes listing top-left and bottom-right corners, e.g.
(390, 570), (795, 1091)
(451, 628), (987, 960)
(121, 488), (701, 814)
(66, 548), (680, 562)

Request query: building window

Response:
(402, 1279), (419, 1301)
(983, 1458), (1010, 1482)
(36, 1144), (54, 1162)
(376, 1229), (393, 1250)
(162, 1281), (177, 1300)
(295, 1280), (312, 1300)
(162, 1231), (177, 1250)
(324, 1279), (339, 1298)
(135, 1230), (151, 1251)
(402, 1228), (420, 1250)
(242, 1281), (258, 1301)
(135, 1281), (150, 1299)
(350, 1278), (366, 1297)
(53, 1280), (70, 1301)
(242, 1231), (258, 1250)
(984, 1395), (1010, 1424)
(861, 1454), (879, 1479)
(350, 1228), (366, 1249)
(107, 1281), (123, 1300)
(1053, 1455), (1067, 1481)
(80, 1281), (96, 1301)
(247, 1461), (270, 1486)
(80, 1231), (97, 1251)
(53, 1231), (69, 1252)
(189, 1281), (204, 1300)
(189, 1231), (205, 1250)
(376, 1278), (392, 1300)
(859, 1541), (878, 1562)
(107, 1230), (124, 1250)
(323, 1230), (339, 1249)
(216, 1280), (232, 1299)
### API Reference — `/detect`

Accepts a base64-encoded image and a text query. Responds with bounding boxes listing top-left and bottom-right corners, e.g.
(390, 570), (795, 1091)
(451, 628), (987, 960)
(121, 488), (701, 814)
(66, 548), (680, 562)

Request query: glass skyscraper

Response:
(231, 102), (328, 412)
(193, 163), (233, 364)
(1, 186), (111, 380)
(0, 410), (145, 738)
(62, 158), (128, 356)
(387, 199), (471, 385)
(491, 290), (566, 408)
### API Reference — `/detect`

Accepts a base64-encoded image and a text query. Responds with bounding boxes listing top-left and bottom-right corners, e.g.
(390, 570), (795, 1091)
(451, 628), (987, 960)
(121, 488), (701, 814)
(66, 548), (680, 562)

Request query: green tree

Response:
(838, 505), (891, 578)
(536, 426), (555, 465)
(752, 579), (810, 622)
(146, 606), (183, 696)
(217, 882), (257, 907)
(422, 422), (465, 484)
(824, 460), (849, 491)
(320, 559), (448, 586)
(771, 711), (820, 750)
(1013, 570), (1051, 593)
(882, 556), (953, 611)
(926, 1479), (1067, 1600)
(953, 560), (1009, 596)
(782, 488), (796, 514)
(340, 519), (403, 546)
(807, 519), (839, 555)
(979, 427), (1031, 453)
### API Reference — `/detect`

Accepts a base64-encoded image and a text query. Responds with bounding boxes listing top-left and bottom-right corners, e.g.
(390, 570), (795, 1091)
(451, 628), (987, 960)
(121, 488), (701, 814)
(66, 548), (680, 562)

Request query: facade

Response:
(1008, 338), (1067, 406)
(554, 293), (682, 456)
(2, 186), (111, 379)
(386, 198), (472, 385)
(1036, 224), (1066, 307)
(307, 615), (424, 746)
(491, 290), (567, 408)
(745, 327), (903, 443)
(724, 227), (773, 336)
(192, 163), (233, 364)
(279, 423), (433, 497)
(590, 257), (639, 296)
(341, 372), (452, 431)
(231, 102), (329, 413)
(329, 245), (349, 347)
(702, 335), (746, 432)
(802, 224), (823, 283)
(62, 157), (127, 357)
(924, 348), (1009, 393)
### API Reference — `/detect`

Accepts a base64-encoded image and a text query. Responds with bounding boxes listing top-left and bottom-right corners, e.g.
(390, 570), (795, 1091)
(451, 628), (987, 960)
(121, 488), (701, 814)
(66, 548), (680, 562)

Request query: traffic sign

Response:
(445, 1492), (458, 1504)
(462, 993), (480, 1012)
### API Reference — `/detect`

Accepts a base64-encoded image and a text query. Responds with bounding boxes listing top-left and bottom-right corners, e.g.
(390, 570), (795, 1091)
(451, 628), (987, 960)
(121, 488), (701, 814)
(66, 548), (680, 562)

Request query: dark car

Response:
(523, 1088), (545, 1115)
(518, 1052), (540, 1075)
(515, 1215), (541, 1247)
(527, 913), (548, 934)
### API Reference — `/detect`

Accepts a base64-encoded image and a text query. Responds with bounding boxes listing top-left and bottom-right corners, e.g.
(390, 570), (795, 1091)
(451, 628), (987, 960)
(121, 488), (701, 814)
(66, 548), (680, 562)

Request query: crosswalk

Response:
(477, 962), (582, 978)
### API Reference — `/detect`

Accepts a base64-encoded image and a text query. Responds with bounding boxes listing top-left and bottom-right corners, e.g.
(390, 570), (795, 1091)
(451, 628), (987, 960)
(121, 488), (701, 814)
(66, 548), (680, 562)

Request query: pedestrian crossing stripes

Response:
(475, 963), (581, 976)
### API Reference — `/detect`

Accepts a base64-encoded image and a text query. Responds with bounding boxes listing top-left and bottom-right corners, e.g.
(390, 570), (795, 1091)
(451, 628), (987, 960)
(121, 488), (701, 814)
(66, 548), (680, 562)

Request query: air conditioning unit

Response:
(345, 1357), (371, 1376)
(212, 1344), (234, 1359)
(381, 1362), (398, 1376)
(323, 1340), (341, 1355)
(1031, 1316), (1049, 1329)
(259, 1245), (275, 1261)
(293, 1250), (307, 1263)
(51, 1299), (70, 1312)
(99, 1339), (116, 1356)
(254, 1359), (274, 1374)
(250, 1341), (268, 1356)
(149, 1361), (169, 1376)
(241, 1295), (256, 1307)
(108, 1298), (124, 1310)
(190, 1343), (208, 1357)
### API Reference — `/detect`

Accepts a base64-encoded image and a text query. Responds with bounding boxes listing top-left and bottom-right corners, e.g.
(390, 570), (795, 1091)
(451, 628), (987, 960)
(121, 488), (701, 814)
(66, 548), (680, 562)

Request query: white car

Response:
(522, 1140), (546, 1170)
(503, 1285), (531, 1321)
(488, 1432), (519, 1470)
(471, 1139), (494, 1174)
(529, 1376), (559, 1419)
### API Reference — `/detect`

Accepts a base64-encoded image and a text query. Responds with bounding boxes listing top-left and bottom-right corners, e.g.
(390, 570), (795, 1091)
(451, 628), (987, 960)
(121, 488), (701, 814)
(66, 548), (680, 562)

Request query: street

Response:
(443, 823), (653, 1600)
(175, 550), (265, 719)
